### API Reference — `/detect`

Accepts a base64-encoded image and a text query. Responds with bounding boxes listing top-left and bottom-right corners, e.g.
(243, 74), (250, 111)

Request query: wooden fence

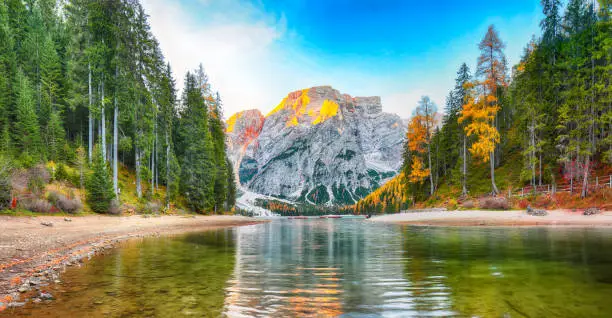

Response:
(512, 175), (611, 197)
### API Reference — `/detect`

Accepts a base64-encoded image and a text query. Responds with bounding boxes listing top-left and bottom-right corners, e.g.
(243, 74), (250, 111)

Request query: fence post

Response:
(521, 188), (524, 197)
(609, 175), (611, 188)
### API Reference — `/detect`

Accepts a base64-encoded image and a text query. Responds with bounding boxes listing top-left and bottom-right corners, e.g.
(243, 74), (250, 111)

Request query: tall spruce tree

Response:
(15, 70), (42, 162)
(179, 71), (216, 212)
(86, 145), (114, 213)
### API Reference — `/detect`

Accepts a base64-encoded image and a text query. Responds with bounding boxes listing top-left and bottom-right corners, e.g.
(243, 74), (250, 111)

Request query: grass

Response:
(0, 208), (84, 217)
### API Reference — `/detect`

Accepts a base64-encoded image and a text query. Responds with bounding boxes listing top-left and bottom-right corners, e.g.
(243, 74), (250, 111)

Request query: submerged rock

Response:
(39, 291), (54, 300)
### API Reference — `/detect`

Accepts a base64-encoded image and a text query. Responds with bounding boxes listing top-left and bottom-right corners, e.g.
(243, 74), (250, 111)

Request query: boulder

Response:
(583, 207), (601, 216)
(527, 205), (548, 216)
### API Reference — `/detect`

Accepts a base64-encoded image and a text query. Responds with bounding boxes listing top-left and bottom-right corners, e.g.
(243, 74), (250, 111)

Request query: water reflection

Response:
(4, 220), (612, 317)
(2, 229), (237, 317)
(225, 220), (612, 317)
(224, 219), (455, 317)
(401, 227), (612, 317)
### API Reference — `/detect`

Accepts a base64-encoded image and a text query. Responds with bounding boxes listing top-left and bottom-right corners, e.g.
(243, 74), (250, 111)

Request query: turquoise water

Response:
(4, 219), (612, 317)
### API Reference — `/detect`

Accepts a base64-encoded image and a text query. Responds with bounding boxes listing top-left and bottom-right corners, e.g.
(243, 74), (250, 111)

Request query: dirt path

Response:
(0, 215), (265, 308)
(370, 210), (612, 227)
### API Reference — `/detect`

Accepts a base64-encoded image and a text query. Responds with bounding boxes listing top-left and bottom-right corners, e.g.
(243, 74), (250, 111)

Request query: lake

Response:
(4, 219), (612, 317)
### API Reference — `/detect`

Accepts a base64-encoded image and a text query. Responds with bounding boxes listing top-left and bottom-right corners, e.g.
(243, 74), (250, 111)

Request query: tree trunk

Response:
(101, 80), (106, 161)
(538, 152), (542, 186)
(462, 135), (468, 196)
(136, 146), (142, 198)
(165, 132), (170, 209)
(155, 127), (159, 190)
(88, 63), (93, 163)
(531, 120), (536, 188)
(428, 143), (433, 196)
(490, 151), (499, 194)
(113, 87), (118, 198)
(150, 141), (154, 197)
(581, 155), (590, 198)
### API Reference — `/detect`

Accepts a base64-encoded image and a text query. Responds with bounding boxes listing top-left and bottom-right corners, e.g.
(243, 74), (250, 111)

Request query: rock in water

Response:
(41, 222), (53, 227)
(584, 208), (601, 216)
(226, 86), (406, 205)
(39, 291), (54, 300)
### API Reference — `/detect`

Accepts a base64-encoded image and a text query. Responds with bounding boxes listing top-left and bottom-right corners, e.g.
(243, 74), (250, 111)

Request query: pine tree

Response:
(210, 92), (228, 213)
(0, 1), (15, 152)
(86, 145), (114, 213)
(15, 70), (42, 161)
(179, 71), (216, 212)
(225, 157), (237, 210)
(439, 63), (471, 196)
(47, 110), (65, 161)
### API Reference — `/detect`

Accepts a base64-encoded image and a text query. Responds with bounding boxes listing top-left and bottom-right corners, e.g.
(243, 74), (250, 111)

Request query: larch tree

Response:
(413, 96), (437, 195)
(468, 25), (507, 195)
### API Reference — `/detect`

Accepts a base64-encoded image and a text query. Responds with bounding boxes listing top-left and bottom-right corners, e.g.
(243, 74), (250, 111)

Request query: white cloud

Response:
(142, 0), (429, 119)
(142, 0), (540, 120)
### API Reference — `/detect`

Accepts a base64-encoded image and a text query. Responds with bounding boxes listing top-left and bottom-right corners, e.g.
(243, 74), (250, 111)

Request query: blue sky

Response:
(142, 0), (544, 118)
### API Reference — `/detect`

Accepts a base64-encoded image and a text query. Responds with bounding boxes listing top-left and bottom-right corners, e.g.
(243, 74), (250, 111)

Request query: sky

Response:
(141, 0), (544, 119)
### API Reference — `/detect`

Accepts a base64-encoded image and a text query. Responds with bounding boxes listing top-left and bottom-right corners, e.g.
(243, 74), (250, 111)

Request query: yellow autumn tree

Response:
(459, 25), (507, 194)
(406, 115), (430, 184)
(459, 80), (500, 162)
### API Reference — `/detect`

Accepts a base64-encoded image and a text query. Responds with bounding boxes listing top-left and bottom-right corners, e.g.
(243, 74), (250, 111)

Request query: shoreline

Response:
(369, 209), (612, 227)
(0, 215), (266, 310)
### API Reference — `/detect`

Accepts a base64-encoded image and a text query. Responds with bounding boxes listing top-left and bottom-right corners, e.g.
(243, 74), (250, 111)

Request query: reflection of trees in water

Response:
(6, 229), (238, 317)
(401, 227), (612, 317)
(225, 220), (418, 316)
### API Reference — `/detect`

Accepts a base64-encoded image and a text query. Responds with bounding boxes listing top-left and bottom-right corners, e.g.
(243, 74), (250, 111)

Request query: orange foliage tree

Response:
(406, 115), (430, 184)
(459, 25), (507, 195)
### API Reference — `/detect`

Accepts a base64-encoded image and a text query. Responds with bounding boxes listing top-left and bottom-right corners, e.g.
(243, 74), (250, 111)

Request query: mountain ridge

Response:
(226, 86), (405, 207)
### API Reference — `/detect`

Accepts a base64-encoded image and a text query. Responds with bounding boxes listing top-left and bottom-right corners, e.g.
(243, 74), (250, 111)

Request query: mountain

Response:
(226, 86), (405, 206)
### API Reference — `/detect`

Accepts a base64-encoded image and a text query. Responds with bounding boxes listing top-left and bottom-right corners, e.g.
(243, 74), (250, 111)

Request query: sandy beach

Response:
(370, 209), (612, 227)
(0, 215), (265, 307)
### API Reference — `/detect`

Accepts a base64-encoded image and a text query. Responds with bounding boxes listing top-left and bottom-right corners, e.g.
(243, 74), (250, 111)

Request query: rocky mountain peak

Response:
(226, 86), (405, 206)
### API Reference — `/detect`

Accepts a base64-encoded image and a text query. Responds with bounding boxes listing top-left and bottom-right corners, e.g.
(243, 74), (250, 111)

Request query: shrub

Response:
(143, 201), (161, 215)
(55, 163), (69, 182)
(517, 199), (530, 209)
(479, 197), (510, 210)
(0, 157), (12, 210)
(47, 191), (60, 205)
(27, 165), (50, 197)
(48, 191), (82, 214)
(86, 147), (115, 213)
(447, 199), (458, 210)
(20, 199), (52, 213)
(57, 196), (82, 214)
(535, 195), (554, 209)
(461, 200), (475, 209)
